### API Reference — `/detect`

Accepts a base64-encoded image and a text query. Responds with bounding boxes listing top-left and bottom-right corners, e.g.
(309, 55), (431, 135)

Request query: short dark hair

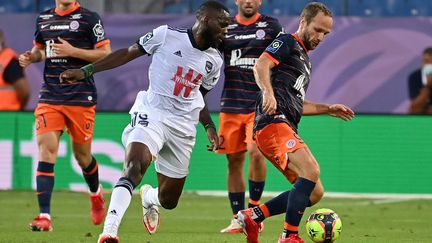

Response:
(301, 2), (333, 25)
(423, 47), (432, 55)
(196, 0), (229, 18)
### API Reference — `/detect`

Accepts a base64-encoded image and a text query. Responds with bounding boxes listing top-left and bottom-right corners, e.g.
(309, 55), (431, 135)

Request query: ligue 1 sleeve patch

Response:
(141, 31), (154, 45)
(266, 39), (283, 53)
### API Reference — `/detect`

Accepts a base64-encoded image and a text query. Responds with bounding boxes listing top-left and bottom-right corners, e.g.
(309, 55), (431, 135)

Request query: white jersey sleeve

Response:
(137, 25), (168, 54)
(201, 53), (223, 91)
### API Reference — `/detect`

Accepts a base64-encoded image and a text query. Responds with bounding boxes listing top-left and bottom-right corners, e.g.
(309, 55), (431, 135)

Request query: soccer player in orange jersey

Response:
(217, 0), (282, 233)
(19, 0), (111, 231)
(236, 3), (354, 243)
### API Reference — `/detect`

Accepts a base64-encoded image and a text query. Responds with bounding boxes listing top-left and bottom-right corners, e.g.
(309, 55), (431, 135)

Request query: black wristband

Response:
(80, 64), (95, 78)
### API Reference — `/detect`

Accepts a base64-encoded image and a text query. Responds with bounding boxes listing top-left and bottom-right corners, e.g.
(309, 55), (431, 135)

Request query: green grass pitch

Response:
(0, 191), (430, 242)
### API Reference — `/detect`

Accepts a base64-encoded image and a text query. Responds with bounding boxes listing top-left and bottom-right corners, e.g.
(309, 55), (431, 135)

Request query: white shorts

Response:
(121, 111), (196, 178)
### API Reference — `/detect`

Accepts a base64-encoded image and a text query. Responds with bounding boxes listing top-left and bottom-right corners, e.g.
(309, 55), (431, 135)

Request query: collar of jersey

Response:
(55, 2), (80, 16)
(187, 28), (207, 51)
(292, 33), (309, 54)
(235, 13), (261, 26)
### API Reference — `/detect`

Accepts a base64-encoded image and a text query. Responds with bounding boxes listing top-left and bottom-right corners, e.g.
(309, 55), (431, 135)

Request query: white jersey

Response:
(131, 25), (223, 135)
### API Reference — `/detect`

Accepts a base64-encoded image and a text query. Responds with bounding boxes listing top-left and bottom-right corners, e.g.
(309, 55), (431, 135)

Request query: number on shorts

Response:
(131, 112), (149, 127)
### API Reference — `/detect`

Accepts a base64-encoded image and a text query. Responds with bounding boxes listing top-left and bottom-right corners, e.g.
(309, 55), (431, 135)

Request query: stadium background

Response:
(1, 0), (432, 197)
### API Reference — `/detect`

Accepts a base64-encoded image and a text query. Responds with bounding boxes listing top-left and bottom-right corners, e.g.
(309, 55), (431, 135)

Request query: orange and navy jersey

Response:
(34, 2), (109, 106)
(254, 34), (311, 132)
(220, 14), (282, 114)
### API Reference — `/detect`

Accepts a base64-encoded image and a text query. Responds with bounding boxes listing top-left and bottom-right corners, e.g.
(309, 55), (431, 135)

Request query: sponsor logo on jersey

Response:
(227, 24), (238, 29)
(70, 20), (79, 31)
(92, 20), (105, 42)
(235, 34), (257, 40)
(39, 14), (53, 20)
(230, 49), (257, 69)
(41, 24), (50, 29)
(171, 66), (202, 98)
(266, 39), (283, 53)
(173, 50), (182, 57)
(256, 21), (268, 28)
(70, 14), (82, 20)
(50, 25), (70, 30)
(50, 59), (68, 63)
(225, 34), (236, 39)
(205, 61), (213, 74)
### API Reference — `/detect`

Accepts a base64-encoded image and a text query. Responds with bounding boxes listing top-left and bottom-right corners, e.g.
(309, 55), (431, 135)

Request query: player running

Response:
(59, 1), (230, 242)
(19, 0), (111, 231)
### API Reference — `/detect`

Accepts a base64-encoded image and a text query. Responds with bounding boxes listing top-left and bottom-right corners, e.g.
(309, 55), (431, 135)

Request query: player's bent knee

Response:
(248, 150), (263, 162)
(38, 143), (58, 158)
(73, 153), (92, 167)
(309, 187), (324, 205)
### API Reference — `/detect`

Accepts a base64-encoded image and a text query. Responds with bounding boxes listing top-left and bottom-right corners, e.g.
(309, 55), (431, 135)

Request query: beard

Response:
(242, 8), (257, 18)
(202, 28), (220, 49)
(302, 32), (314, 50)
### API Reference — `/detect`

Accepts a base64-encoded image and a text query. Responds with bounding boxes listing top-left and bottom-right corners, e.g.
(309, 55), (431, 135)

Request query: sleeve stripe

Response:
(95, 39), (110, 48)
(33, 40), (44, 48)
(262, 52), (280, 65)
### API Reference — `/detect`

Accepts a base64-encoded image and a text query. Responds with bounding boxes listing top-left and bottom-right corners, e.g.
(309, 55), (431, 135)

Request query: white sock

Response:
(39, 213), (51, 220)
(143, 187), (161, 208)
(102, 186), (132, 235)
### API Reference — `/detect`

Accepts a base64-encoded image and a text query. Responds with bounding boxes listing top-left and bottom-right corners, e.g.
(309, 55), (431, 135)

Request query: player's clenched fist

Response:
(18, 51), (33, 68)
(59, 69), (85, 83)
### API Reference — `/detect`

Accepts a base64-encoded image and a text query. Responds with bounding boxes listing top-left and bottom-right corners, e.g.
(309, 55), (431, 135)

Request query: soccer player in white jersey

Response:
(60, 1), (230, 242)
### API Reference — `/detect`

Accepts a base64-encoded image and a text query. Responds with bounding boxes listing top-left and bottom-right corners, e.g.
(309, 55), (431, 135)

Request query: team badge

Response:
(205, 61), (213, 74)
(69, 20), (79, 30)
(286, 139), (296, 149)
(256, 29), (266, 40)
(266, 39), (283, 53)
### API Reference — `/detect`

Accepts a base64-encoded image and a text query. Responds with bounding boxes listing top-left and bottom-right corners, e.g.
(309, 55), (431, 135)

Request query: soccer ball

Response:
(305, 208), (342, 243)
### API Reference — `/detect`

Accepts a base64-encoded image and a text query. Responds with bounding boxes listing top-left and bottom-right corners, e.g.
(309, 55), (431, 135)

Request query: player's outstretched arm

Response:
(60, 43), (144, 82)
(199, 87), (219, 152)
(303, 100), (355, 121)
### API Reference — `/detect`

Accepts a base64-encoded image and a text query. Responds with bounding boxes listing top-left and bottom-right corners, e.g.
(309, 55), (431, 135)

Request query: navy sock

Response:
(114, 177), (136, 195)
(36, 162), (55, 214)
(228, 192), (245, 215)
(82, 156), (99, 193)
(284, 177), (316, 236)
(263, 191), (313, 217)
(264, 190), (290, 216)
(248, 180), (265, 208)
